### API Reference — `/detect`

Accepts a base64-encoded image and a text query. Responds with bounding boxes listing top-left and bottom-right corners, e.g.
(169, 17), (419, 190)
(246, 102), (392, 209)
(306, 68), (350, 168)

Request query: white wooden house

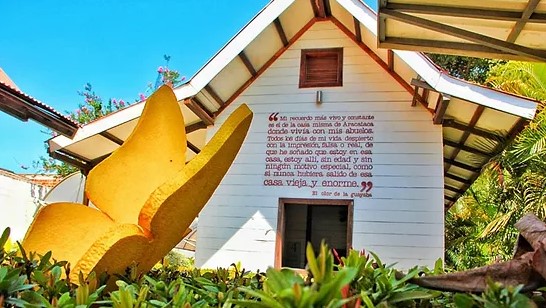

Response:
(48, 0), (538, 270)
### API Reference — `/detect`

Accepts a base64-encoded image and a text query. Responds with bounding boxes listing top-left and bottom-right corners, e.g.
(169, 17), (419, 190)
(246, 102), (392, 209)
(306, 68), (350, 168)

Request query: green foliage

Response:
(453, 278), (535, 308)
(446, 60), (546, 272)
(162, 251), (194, 269)
(232, 242), (358, 307)
(427, 54), (496, 84)
(33, 157), (76, 177)
(487, 61), (546, 102)
(34, 57), (184, 176)
(2, 230), (545, 307)
(34, 82), (128, 176)
(350, 251), (439, 307)
(233, 242), (438, 308)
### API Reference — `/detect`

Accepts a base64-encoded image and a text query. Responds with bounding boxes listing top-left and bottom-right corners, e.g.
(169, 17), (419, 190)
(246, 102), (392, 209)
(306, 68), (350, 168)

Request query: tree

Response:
(35, 56), (184, 176)
(445, 61), (546, 270)
(426, 54), (497, 84)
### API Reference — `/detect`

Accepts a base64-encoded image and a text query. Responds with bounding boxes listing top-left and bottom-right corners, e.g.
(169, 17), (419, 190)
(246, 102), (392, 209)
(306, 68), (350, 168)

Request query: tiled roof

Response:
(0, 80), (79, 137)
(23, 175), (63, 188)
(0, 68), (18, 89)
(0, 169), (61, 188)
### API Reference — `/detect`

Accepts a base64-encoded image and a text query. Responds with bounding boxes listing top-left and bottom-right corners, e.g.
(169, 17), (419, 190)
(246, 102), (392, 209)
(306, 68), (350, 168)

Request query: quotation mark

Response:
(360, 181), (373, 192)
(269, 112), (279, 121)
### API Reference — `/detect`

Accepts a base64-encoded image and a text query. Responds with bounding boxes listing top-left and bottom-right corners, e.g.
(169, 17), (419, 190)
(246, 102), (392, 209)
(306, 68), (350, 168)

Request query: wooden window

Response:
(275, 198), (353, 268)
(299, 48), (343, 88)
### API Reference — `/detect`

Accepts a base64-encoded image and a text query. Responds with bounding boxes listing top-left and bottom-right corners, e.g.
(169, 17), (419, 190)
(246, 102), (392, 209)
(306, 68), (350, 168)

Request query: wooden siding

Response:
(196, 21), (443, 270)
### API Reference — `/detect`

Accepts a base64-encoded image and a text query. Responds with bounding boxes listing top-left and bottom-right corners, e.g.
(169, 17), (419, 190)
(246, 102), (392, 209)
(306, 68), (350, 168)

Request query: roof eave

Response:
(338, 0), (539, 119)
(0, 82), (79, 138)
(173, 0), (296, 101)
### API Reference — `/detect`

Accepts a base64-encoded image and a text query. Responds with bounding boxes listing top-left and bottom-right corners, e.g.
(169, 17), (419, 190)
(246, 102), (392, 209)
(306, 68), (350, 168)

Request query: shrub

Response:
(0, 228), (541, 307)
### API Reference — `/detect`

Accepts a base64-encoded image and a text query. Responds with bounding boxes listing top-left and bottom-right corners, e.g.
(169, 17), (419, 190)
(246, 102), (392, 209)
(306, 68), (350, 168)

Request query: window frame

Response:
(274, 198), (353, 268)
(299, 48), (344, 88)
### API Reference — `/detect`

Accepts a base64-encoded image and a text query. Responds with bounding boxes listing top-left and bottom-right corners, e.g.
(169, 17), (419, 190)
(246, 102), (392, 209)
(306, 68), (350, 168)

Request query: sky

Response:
(0, 1), (377, 174)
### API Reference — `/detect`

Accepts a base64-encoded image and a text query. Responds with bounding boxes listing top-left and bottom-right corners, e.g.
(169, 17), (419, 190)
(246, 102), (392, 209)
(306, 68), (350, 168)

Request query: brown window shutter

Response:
(299, 48), (343, 88)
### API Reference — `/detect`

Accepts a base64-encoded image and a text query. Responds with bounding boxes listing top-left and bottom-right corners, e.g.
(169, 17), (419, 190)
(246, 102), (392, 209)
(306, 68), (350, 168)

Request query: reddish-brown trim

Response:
(275, 198), (354, 268)
(299, 48), (343, 88)
(443, 139), (491, 158)
(444, 105), (485, 171)
(50, 151), (90, 174)
(330, 17), (410, 93)
(422, 89), (430, 107)
(443, 105), (485, 207)
(411, 85), (419, 107)
(329, 17), (435, 115)
(99, 131), (124, 145)
(505, 117), (528, 141)
(217, 18), (318, 116)
(204, 85), (225, 107)
(185, 121), (207, 133)
(310, 0), (320, 17)
(442, 119), (499, 140)
(507, 0), (539, 43)
(219, 17), (435, 117)
(445, 116), (530, 209)
(0, 82), (79, 138)
(323, 0), (332, 17)
(412, 87), (429, 108)
(443, 158), (480, 173)
(353, 17), (362, 42)
(184, 98), (214, 126)
(387, 49), (394, 71)
(433, 94), (449, 124)
(274, 199), (285, 268)
(187, 141), (201, 154)
(239, 51), (257, 76)
(445, 184), (465, 195)
(445, 172), (472, 185)
(310, 0), (330, 18)
(273, 18), (289, 46)
(58, 148), (91, 164)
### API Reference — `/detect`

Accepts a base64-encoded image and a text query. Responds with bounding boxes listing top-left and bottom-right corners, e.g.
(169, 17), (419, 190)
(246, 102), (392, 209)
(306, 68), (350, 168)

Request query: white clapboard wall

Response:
(196, 21), (444, 270)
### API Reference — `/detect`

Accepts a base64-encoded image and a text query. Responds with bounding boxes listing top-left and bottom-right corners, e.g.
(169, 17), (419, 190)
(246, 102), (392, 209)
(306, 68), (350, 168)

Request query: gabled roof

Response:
(48, 0), (539, 208)
(0, 68), (18, 89)
(377, 0), (546, 62)
(0, 70), (78, 138)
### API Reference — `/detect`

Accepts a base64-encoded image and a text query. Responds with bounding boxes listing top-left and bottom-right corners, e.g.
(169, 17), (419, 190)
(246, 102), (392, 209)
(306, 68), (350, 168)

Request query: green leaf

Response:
(234, 287), (284, 308)
(57, 292), (74, 308)
(306, 243), (321, 282)
(0, 267), (8, 281)
(5, 297), (31, 307)
(10, 283), (36, 293)
(388, 290), (434, 304)
(360, 292), (375, 308)
(264, 268), (302, 294)
(433, 258), (444, 274)
(316, 268), (358, 304)
(0, 228), (10, 248)
(391, 267), (419, 288)
(453, 293), (476, 307)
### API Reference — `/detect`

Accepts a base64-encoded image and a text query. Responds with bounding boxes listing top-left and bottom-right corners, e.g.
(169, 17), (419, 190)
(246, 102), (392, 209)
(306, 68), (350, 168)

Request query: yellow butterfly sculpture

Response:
(23, 85), (253, 282)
